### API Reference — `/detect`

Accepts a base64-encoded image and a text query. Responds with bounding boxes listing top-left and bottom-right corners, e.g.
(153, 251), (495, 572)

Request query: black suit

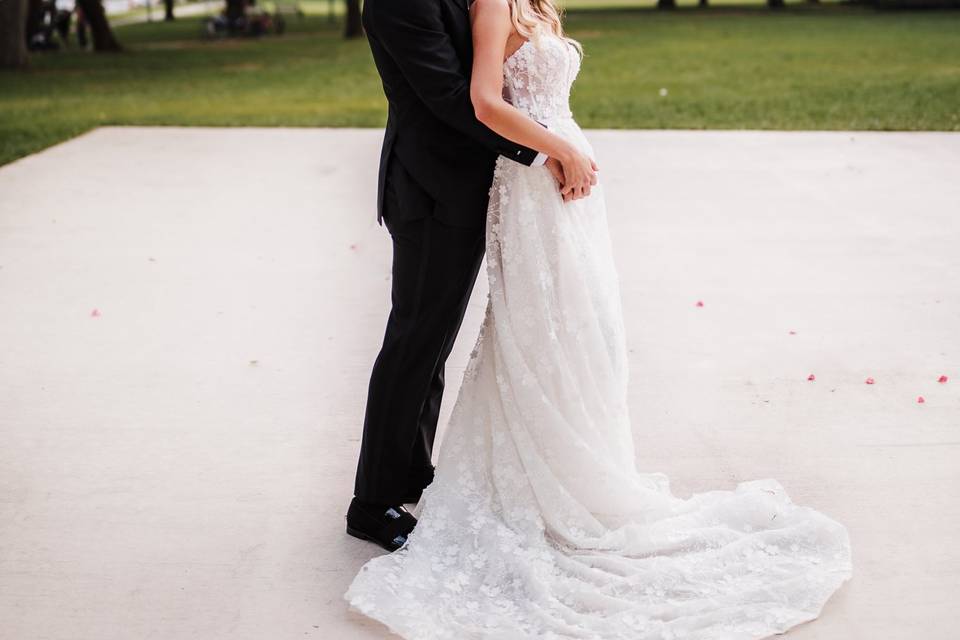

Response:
(354, 0), (537, 504)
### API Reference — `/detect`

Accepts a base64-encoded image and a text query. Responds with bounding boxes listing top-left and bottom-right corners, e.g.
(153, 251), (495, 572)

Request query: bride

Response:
(345, 0), (853, 637)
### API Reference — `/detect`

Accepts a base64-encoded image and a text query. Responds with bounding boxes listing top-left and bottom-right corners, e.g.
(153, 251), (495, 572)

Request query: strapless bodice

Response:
(502, 33), (581, 122)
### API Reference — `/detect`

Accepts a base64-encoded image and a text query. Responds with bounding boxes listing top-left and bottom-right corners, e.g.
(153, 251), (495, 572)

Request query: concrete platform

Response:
(0, 127), (958, 639)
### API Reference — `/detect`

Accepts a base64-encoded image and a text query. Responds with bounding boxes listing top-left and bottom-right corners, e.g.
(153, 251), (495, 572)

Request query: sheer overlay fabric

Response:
(345, 33), (852, 639)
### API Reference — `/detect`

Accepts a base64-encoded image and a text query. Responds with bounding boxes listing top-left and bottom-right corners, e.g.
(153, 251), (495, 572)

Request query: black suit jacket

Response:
(362, 0), (539, 229)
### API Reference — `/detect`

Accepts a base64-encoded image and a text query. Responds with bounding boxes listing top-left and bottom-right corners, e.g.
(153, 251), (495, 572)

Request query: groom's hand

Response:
(545, 157), (566, 190)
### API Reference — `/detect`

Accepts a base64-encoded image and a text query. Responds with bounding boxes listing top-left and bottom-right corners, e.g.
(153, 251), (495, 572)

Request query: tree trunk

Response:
(657, 0), (677, 8)
(699, 0), (709, 6)
(25, 0), (42, 43)
(767, 0), (785, 7)
(164, 0), (175, 20)
(344, 0), (362, 38)
(0, 0), (30, 68)
(75, 0), (121, 51)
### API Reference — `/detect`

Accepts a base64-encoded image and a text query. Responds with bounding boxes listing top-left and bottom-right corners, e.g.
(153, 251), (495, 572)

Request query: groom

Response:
(347, 0), (595, 552)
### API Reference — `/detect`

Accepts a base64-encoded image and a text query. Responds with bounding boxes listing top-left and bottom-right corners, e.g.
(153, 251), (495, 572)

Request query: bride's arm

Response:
(469, 0), (597, 199)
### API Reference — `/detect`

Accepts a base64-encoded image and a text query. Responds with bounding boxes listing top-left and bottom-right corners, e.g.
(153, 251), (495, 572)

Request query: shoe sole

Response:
(346, 525), (399, 553)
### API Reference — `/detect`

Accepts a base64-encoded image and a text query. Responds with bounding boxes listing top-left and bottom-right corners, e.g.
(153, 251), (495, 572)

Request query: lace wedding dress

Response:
(345, 33), (852, 639)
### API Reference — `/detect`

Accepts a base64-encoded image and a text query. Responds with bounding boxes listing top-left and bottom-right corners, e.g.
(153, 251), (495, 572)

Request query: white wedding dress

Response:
(345, 33), (852, 639)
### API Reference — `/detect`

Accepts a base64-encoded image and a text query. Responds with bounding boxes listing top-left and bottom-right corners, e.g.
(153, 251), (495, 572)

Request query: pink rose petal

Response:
(865, 377), (875, 385)
(90, 308), (101, 317)
(938, 375), (948, 384)
(917, 396), (925, 404)
(807, 374), (815, 381)
(695, 300), (704, 307)
(788, 330), (797, 335)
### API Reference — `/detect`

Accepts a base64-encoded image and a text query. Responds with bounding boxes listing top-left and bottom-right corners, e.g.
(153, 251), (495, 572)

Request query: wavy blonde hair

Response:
(507, 0), (582, 57)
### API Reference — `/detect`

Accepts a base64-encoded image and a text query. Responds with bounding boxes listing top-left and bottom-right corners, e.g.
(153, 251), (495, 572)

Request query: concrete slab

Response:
(0, 127), (958, 640)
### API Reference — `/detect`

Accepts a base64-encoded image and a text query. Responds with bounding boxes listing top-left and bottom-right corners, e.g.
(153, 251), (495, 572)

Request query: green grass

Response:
(1, 6), (959, 166)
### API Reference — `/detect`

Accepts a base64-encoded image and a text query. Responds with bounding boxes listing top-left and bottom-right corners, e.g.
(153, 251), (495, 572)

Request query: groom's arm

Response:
(366, 0), (545, 167)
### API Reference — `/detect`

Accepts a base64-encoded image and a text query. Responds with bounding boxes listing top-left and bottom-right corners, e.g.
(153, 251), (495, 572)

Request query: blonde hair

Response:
(507, 0), (582, 57)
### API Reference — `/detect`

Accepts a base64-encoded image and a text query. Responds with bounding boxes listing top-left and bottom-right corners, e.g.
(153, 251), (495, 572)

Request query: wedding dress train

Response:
(345, 33), (852, 639)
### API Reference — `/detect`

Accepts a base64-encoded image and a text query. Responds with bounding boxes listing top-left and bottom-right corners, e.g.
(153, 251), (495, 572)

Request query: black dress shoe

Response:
(346, 497), (417, 552)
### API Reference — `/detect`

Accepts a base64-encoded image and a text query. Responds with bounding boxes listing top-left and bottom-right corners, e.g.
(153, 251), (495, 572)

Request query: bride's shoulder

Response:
(469, 0), (511, 18)
(469, 0), (516, 47)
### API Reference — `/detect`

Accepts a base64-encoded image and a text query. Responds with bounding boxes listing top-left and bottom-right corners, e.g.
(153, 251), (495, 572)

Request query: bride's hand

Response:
(556, 147), (598, 202)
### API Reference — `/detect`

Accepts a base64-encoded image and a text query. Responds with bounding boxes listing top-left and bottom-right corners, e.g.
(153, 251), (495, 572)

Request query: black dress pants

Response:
(353, 177), (486, 505)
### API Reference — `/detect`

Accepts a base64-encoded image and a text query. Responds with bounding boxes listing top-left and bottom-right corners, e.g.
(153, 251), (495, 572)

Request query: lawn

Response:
(1, 5), (959, 166)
